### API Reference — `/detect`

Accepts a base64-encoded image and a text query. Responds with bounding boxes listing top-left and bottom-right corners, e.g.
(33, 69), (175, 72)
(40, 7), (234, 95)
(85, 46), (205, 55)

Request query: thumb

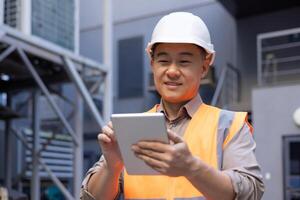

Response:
(167, 129), (184, 144)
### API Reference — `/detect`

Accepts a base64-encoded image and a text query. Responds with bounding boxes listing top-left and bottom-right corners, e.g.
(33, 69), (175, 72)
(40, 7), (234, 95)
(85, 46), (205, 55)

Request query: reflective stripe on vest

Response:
(124, 104), (247, 200)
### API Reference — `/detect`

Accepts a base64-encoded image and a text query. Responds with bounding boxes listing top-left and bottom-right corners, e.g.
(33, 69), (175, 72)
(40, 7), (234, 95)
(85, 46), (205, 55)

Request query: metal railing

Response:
(211, 63), (241, 108)
(257, 27), (300, 86)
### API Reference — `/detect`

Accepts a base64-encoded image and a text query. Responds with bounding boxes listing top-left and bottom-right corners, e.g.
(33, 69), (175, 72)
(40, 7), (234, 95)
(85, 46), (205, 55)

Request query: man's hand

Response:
(131, 129), (196, 177)
(87, 122), (123, 200)
(98, 121), (124, 173)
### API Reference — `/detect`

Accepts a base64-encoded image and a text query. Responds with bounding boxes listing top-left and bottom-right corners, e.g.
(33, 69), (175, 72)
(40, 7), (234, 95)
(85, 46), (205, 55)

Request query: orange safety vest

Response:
(124, 103), (249, 200)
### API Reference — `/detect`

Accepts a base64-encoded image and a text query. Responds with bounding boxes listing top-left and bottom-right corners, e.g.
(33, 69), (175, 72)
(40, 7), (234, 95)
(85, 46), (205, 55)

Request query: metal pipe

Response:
(0, 45), (15, 62)
(63, 57), (104, 128)
(4, 94), (12, 191)
(17, 48), (79, 146)
(73, 91), (83, 200)
(258, 27), (300, 40)
(257, 35), (263, 86)
(31, 91), (40, 200)
(40, 162), (75, 200)
(11, 128), (29, 148)
(89, 77), (103, 94)
(211, 66), (228, 106)
(103, 0), (113, 123)
(20, 0), (31, 35)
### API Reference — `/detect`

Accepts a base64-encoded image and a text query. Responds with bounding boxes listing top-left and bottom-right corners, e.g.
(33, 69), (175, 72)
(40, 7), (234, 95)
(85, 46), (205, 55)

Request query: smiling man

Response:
(80, 12), (265, 200)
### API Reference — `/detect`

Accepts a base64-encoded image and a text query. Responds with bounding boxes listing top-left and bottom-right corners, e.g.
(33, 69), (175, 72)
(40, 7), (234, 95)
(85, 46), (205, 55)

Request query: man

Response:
(81, 12), (264, 200)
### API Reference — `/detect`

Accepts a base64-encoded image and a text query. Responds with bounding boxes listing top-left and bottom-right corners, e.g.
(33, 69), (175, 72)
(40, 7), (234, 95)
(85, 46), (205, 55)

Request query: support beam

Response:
(89, 77), (103, 94)
(31, 91), (40, 200)
(20, 0), (32, 35)
(17, 48), (79, 145)
(73, 90), (83, 200)
(0, 45), (15, 62)
(0, 73), (67, 92)
(4, 94), (12, 191)
(0, 25), (107, 72)
(103, 0), (113, 123)
(63, 57), (104, 128)
(257, 36), (262, 86)
(211, 66), (228, 106)
(16, 135), (23, 192)
(40, 162), (74, 200)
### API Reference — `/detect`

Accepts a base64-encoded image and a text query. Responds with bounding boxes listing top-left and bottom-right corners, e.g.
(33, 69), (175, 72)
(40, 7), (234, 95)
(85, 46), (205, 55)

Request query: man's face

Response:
(151, 43), (210, 104)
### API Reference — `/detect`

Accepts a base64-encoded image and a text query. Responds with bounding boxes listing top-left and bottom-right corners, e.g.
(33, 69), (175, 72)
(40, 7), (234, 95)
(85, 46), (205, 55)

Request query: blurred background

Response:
(0, 0), (299, 199)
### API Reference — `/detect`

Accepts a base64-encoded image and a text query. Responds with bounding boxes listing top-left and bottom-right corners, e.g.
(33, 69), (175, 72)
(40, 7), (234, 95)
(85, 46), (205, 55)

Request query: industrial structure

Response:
(0, 0), (112, 199)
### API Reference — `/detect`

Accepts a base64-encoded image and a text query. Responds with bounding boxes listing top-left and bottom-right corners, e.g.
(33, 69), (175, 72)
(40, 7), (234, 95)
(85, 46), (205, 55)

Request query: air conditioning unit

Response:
(2, 0), (78, 52)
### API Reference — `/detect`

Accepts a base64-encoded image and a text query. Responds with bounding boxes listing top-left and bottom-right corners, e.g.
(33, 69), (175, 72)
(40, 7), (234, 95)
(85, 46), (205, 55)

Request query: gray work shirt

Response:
(80, 95), (265, 200)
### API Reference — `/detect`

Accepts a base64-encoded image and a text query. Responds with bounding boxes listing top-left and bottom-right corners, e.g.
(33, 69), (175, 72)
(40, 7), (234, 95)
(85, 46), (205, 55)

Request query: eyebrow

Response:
(155, 52), (194, 57)
(179, 52), (194, 56)
(156, 52), (168, 57)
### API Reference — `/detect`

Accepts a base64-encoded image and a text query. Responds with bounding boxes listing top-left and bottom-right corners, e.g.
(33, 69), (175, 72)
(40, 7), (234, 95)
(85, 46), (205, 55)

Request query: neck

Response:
(162, 99), (188, 120)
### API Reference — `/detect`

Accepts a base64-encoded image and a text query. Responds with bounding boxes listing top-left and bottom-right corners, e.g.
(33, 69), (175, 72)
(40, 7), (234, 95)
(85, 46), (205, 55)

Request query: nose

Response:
(166, 63), (180, 79)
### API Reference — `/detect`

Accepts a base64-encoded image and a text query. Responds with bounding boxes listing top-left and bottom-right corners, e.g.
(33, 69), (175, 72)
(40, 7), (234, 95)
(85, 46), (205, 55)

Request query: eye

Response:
(157, 60), (169, 64)
(180, 60), (191, 65)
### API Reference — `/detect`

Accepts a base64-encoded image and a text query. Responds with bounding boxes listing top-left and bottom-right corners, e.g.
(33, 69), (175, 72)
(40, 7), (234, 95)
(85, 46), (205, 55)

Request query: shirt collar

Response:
(184, 94), (203, 118)
(157, 94), (203, 119)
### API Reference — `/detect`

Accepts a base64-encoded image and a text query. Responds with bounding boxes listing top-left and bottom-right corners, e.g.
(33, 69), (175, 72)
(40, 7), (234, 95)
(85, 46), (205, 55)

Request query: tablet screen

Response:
(111, 113), (168, 175)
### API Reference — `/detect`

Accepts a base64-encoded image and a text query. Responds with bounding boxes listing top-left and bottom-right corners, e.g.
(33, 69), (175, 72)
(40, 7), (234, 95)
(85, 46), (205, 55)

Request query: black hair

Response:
(150, 43), (208, 60)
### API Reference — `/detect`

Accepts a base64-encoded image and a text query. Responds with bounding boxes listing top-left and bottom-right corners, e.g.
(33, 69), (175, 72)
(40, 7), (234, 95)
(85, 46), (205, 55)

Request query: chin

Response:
(162, 95), (187, 104)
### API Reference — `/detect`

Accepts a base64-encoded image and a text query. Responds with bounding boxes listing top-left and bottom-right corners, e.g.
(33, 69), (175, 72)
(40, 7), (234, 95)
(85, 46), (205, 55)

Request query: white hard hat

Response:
(146, 12), (215, 65)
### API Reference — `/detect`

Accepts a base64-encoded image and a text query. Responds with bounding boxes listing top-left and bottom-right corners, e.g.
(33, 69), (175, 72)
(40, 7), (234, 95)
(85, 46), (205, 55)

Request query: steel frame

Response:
(0, 0), (113, 199)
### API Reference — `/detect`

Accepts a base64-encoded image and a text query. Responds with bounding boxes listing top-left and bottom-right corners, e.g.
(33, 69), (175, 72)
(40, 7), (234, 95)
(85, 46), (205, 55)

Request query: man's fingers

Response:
(167, 129), (184, 144)
(135, 153), (168, 170)
(108, 121), (113, 129)
(98, 133), (112, 143)
(132, 145), (170, 162)
(102, 125), (116, 141)
(136, 141), (169, 153)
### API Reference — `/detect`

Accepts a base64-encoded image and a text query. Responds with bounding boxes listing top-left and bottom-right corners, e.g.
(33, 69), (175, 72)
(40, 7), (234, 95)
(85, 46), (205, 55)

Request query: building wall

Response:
(237, 7), (300, 108)
(252, 84), (300, 200)
(80, 0), (216, 30)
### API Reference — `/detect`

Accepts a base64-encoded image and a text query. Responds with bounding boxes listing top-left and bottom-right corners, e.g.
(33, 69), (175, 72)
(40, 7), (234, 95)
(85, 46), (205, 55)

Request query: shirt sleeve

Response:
(80, 155), (123, 200)
(222, 123), (265, 200)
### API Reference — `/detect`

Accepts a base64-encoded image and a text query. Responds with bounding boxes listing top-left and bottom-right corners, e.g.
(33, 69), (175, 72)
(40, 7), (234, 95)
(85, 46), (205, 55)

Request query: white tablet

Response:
(111, 113), (168, 175)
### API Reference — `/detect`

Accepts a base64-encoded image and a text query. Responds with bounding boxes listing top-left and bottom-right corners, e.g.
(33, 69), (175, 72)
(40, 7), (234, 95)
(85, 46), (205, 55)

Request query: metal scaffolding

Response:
(0, 0), (113, 199)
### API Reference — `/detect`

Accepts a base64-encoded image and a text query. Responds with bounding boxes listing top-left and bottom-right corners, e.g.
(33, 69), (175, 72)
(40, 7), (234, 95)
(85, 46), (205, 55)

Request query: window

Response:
(118, 36), (144, 98)
(283, 135), (300, 200)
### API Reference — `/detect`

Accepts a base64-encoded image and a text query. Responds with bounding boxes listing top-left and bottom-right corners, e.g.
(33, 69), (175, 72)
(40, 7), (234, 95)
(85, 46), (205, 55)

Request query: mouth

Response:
(164, 81), (182, 88)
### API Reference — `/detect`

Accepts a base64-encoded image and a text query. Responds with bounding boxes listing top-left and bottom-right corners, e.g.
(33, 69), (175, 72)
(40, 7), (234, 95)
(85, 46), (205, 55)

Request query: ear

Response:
(201, 54), (212, 78)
